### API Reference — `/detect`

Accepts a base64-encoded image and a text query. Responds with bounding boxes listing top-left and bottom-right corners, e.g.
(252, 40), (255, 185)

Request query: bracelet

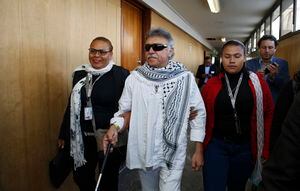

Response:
(112, 124), (121, 132)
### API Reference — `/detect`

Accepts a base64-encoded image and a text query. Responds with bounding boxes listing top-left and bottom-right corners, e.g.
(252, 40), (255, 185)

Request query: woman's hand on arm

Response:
(189, 107), (198, 121)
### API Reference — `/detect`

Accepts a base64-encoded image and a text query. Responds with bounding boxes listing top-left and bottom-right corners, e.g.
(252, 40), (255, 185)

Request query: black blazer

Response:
(195, 64), (218, 88)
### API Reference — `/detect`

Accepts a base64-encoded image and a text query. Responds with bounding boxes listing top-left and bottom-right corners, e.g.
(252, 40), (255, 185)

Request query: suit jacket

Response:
(262, 92), (300, 191)
(246, 57), (290, 102)
(195, 64), (218, 88)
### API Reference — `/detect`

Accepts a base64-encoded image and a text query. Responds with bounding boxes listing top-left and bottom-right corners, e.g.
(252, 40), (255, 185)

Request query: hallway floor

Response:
(118, 141), (204, 191)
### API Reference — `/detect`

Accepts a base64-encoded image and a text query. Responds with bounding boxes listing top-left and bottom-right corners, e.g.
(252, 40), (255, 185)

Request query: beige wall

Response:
(150, 12), (208, 74)
(276, 33), (300, 77)
(0, 0), (121, 190)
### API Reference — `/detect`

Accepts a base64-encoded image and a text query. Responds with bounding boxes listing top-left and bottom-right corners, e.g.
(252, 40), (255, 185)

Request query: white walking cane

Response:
(95, 143), (112, 191)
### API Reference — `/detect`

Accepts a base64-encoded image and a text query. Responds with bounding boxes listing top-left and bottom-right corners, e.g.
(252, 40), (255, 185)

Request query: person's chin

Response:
(262, 55), (271, 60)
(91, 63), (105, 69)
(226, 68), (239, 74)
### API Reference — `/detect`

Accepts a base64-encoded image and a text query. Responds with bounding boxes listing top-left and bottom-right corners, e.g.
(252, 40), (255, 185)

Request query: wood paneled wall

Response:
(150, 12), (208, 74)
(276, 33), (300, 77)
(0, 0), (121, 190)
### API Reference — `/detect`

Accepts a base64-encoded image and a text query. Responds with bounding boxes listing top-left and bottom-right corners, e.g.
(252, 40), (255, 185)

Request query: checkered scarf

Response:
(136, 60), (190, 168)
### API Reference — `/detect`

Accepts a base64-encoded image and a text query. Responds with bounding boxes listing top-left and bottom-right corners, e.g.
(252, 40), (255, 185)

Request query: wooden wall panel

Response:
(121, 0), (143, 71)
(0, 0), (28, 190)
(21, 0), (49, 190)
(44, 1), (76, 190)
(150, 12), (208, 74)
(0, 0), (121, 190)
(276, 33), (300, 77)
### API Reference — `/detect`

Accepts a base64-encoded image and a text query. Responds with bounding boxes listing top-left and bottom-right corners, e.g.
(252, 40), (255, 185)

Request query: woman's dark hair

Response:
(221, 40), (246, 56)
(220, 40), (247, 74)
(90, 36), (113, 51)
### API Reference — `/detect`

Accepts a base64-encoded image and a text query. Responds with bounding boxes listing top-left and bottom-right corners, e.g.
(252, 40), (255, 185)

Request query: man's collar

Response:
(259, 56), (274, 65)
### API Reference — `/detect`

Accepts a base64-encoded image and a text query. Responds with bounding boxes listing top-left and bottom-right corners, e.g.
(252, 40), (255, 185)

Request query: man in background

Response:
(195, 56), (218, 89)
(246, 34), (290, 102)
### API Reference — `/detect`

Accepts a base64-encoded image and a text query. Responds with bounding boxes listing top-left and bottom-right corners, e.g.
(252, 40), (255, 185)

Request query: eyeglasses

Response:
(144, 44), (168, 51)
(88, 48), (111, 56)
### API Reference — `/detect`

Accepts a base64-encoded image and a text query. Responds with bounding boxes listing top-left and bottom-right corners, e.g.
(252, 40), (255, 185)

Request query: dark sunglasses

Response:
(144, 43), (168, 51)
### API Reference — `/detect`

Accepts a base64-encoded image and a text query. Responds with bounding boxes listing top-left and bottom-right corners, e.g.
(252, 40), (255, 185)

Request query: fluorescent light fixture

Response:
(221, 37), (226, 42)
(207, 0), (220, 13)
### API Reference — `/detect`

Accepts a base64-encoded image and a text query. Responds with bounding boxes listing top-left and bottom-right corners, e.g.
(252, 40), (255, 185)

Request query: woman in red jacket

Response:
(201, 40), (274, 191)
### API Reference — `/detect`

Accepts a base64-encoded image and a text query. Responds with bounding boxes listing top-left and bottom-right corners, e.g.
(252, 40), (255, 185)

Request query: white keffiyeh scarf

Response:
(70, 61), (113, 170)
(136, 60), (190, 168)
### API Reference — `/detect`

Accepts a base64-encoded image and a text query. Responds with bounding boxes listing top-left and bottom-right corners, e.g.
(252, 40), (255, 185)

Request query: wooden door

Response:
(121, 0), (146, 71)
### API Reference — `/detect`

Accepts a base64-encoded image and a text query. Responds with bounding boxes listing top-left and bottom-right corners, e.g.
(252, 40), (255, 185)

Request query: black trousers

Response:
(73, 136), (126, 191)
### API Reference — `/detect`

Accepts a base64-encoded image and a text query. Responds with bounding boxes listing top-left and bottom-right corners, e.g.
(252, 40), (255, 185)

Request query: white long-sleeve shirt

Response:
(111, 69), (206, 170)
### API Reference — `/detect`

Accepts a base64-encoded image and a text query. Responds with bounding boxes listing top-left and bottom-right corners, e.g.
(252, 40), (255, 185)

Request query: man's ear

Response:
(168, 47), (174, 59)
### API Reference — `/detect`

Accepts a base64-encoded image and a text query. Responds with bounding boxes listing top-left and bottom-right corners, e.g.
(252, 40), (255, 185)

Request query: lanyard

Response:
(85, 73), (102, 106)
(84, 73), (103, 133)
(225, 73), (243, 134)
(225, 73), (243, 109)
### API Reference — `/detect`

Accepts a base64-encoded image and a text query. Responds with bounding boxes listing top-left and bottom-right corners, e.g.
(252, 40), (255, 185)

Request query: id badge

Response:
(84, 107), (93, 120)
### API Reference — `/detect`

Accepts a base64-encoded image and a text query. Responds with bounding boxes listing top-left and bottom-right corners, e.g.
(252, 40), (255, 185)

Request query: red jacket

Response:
(201, 72), (274, 160)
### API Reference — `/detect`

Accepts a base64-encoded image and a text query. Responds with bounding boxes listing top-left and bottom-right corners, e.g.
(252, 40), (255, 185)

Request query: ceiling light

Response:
(221, 37), (226, 42)
(207, 0), (220, 13)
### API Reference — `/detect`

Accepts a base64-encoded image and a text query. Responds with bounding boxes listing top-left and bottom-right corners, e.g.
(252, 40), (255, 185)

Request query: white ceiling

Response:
(148, 0), (277, 51)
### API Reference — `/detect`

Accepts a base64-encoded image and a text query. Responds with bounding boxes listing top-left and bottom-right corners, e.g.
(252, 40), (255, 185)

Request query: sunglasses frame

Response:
(144, 43), (168, 51)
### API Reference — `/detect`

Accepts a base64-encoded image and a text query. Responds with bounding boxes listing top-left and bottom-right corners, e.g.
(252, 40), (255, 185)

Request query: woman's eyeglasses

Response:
(89, 48), (111, 56)
(144, 44), (168, 51)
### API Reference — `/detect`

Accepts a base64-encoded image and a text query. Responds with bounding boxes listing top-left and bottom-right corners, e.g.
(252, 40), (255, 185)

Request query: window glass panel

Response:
(281, 0), (294, 35)
(253, 32), (257, 52)
(248, 39), (252, 54)
(251, 34), (256, 52)
(245, 42), (249, 54)
(297, 0), (300, 30)
(272, 6), (280, 39)
(260, 23), (265, 37)
(256, 29), (260, 43)
(265, 17), (271, 34)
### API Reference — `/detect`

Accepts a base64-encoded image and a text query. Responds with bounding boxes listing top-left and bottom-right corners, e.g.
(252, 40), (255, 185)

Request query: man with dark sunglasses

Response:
(104, 28), (206, 191)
